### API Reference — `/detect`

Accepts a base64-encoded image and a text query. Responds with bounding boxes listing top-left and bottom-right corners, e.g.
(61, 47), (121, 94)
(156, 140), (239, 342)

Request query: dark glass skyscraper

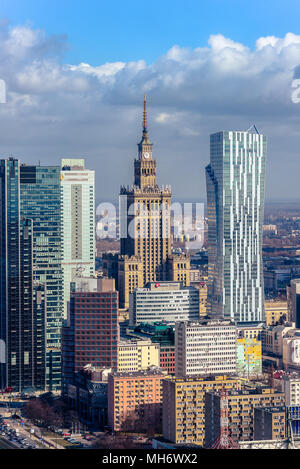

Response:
(0, 159), (46, 392)
(206, 131), (266, 323)
(20, 165), (63, 391)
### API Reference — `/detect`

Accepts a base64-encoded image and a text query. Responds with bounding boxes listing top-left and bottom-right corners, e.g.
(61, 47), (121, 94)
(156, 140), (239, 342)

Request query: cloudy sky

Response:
(1, 0), (300, 203)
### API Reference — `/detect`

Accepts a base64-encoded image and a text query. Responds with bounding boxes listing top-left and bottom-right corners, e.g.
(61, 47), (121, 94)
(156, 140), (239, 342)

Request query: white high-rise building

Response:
(61, 158), (95, 317)
(129, 281), (200, 326)
(206, 130), (266, 323)
(175, 319), (237, 377)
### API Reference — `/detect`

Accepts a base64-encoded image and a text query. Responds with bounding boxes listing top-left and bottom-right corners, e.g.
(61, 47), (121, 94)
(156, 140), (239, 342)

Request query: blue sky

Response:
(2, 0), (300, 64)
(1, 1), (300, 201)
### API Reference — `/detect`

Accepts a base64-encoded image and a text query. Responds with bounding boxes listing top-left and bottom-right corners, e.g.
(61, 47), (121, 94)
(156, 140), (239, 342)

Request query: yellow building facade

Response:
(118, 339), (160, 372)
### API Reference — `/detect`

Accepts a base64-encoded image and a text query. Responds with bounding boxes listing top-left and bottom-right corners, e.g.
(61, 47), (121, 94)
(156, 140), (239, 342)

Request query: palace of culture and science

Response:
(103, 97), (191, 308)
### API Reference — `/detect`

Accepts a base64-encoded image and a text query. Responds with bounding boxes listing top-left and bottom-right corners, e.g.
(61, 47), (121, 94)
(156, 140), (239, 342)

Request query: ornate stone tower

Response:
(118, 96), (172, 307)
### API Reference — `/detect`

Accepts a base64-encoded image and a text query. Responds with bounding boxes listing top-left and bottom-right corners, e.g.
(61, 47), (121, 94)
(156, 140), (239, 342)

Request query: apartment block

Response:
(108, 368), (166, 432)
(205, 386), (285, 446)
(162, 375), (241, 446)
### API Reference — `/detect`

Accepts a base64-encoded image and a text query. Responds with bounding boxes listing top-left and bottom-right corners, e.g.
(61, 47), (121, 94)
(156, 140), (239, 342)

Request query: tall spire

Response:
(141, 94), (149, 143)
(143, 94), (147, 133)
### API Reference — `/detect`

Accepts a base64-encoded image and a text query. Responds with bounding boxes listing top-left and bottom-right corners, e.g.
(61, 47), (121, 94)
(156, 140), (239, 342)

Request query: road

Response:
(0, 435), (19, 449)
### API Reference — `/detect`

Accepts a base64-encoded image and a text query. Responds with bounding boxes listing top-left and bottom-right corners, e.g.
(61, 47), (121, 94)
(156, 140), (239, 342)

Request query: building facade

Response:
(162, 375), (241, 446)
(118, 339), (160, 372)
(129, 281), (200, 326)
(206, 131), (266, 323)
(108, 368), (165, 433)
(20, 164), (63, 391)
(175, 320), (237, 377)
(0, 159), (46, 392)
(61, 278), (118, 396)
(205, 386), (285, 446)
(254, 407), (286, 441)
(236, 337), (262, 377)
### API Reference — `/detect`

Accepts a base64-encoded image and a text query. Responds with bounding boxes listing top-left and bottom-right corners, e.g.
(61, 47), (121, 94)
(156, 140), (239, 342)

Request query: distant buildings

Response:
(206, 131), (266, 323)
(175, 320), (237, 377)
(125, 322), (176, 375)
(129, 281), (200, 326)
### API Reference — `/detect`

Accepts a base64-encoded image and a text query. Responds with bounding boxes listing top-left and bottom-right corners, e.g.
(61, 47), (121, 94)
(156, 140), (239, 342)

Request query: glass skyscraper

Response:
(0, 159), (46, 392)
(206, 131), (266, 323)
(20, 165), (62, 391)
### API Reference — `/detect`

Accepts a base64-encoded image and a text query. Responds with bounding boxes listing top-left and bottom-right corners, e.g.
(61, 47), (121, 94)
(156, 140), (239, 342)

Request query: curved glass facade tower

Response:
(206, 131), (266, 323)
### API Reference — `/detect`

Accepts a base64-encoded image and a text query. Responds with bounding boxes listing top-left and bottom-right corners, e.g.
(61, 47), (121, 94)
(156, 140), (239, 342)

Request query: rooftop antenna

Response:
(246, 124), (260, 134)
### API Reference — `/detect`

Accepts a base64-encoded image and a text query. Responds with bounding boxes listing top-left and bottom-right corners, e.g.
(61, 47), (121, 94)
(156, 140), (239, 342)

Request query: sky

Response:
(1, 0), (300, 203)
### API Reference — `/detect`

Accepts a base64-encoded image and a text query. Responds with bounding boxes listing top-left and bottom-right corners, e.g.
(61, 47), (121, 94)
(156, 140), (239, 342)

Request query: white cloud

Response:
(0, 24), (300, 201)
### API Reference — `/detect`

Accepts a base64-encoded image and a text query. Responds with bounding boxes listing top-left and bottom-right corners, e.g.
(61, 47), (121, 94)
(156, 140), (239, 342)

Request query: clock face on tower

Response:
(144, 152), (150, 159)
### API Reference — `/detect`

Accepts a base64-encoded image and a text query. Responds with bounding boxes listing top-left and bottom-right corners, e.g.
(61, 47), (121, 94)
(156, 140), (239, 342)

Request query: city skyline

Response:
(1, 0), (300, 453)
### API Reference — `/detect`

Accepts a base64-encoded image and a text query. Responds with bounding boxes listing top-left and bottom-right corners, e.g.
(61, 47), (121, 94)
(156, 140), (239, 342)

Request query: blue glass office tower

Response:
(20, 165), (62, 391)
(0, 159), (46, 392)
(206, 131), (266, 323)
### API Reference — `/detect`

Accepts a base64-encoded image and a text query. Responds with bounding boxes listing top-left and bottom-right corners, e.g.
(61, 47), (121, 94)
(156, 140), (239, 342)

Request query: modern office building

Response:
(175, 320), (237, 377)
(162, 375), (241, 446)
(20, 164), (63, 391)
(61, 278), (118, 396)
(129, 281), (200, 326)
(60, 159), (95, 318)
(0, 159), (46, 392)
(108, 368), (165, 433)
(206, 130), (266, 323)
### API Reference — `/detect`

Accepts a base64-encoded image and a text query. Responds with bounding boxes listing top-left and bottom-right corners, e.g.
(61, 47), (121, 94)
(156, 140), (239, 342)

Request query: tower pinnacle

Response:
(144, 94), (147, 132)
(140, 94), (150, 144)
